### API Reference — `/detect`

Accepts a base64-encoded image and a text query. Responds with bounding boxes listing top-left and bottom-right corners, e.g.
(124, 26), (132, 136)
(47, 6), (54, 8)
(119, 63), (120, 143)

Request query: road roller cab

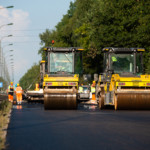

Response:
(42, 47), (84, 109)
(96, 47), (150, 110)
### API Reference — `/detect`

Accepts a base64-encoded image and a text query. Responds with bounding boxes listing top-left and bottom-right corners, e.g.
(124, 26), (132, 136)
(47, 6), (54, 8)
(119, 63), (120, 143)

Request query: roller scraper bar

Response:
(103, 47), (145, 53)
(44, 47), (84, 52)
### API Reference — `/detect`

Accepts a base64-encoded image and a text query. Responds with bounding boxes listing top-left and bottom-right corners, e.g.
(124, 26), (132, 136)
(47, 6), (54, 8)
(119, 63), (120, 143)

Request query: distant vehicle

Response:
(26, 62), (45, 103)
(78, 85), (91, 101)
(26, 84), (44, 103)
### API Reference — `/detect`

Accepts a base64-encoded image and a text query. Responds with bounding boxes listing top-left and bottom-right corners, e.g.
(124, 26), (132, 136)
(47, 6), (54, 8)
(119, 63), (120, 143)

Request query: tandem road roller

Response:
(41, 47), (83, 109)
(96, 47), (150, 110)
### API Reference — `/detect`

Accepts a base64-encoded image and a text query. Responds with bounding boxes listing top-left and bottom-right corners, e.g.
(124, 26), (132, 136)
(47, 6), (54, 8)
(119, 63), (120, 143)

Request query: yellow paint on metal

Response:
(115, 75), (150, 82)
(141, 75), (150, 79)
(45, 82), (78, 86)
(77, 48), (84, 51)
(116, 81), (150, 87)
(104, 83), (107, 93)
(44, 48), (47, 51)
(44, 74), (48, 78)
(105, 74), (150, 92)
(44, 77), (79, 82)
(109, 79), (115, 91)
(40, 60), (46, 63)
(137, 49), (145, 52)
(74, 74), (79, 77)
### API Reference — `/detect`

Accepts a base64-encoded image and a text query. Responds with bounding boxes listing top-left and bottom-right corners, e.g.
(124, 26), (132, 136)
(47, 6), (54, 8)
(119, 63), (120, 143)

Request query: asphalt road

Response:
(6, 102), (150, 150)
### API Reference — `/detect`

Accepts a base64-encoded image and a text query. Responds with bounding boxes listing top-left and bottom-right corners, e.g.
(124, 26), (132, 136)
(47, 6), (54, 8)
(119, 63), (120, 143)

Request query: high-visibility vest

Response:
(79, 86), (83, 93)
(35, 84), (39, 91)
(112, 56), (117, 62)
(16, 86), (23, 94)
(8, 85), (14, 93)
(91, 86), (95, 93)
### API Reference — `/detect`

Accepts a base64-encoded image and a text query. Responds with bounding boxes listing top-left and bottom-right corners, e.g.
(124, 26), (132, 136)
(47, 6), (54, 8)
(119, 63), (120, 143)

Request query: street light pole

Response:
(2, 43), (13, 49)
(0, 6), (14, 88)
(0, 23), (13, 70)
(0, 23), (13, 30)
(1, 44), (13, 84)
(9, 61), (14, 82)
(2, 50), (14, 79)
(0, 35), (13, 77)
(4, 55), (14, 83)
(0, 6), (14, 9)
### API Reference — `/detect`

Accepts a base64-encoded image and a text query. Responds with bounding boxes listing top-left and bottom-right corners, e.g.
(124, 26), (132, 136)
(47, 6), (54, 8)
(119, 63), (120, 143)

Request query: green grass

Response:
(0, 100), (12, 150)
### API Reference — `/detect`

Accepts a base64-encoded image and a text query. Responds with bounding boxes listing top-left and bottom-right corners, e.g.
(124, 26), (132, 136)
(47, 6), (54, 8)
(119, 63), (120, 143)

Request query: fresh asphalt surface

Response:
(6, 101), (150, 150)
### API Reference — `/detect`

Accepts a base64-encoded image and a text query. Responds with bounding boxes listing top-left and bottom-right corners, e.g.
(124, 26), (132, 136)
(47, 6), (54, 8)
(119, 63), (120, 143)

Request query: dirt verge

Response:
(0, 100), (12, 150)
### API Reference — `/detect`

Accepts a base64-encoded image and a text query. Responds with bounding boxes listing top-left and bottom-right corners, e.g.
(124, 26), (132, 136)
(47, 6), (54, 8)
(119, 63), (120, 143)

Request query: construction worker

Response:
(15, 83), (23, 104)
(91, 81), (96, 87)
(112, 56), (117, 62)
(7, 82), (14, 102)
(79, 84), (83, 93)
(35, 83), (39, 91)
(91, 81), (96, 101)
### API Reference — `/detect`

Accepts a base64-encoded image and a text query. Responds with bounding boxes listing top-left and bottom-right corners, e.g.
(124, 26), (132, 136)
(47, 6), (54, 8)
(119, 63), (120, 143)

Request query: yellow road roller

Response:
(42, 47), (83, 109)
(96, 47), (150, 110)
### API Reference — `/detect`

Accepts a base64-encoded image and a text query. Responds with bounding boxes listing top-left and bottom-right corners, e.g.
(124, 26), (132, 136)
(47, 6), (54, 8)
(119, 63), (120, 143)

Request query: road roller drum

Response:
(115, 89), (150, 110)
(44, 88), (77, 109)
(44, 93), (77, 110)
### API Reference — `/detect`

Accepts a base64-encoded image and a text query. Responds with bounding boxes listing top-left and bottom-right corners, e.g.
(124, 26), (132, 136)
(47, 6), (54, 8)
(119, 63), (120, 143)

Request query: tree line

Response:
(20, 0), (150, 89)
(19, 63), (40, 90)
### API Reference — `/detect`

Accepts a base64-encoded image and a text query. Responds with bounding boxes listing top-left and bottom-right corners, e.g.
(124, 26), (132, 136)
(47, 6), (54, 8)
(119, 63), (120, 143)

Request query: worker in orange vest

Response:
(7, 82), (14, 102)
(15, 83), (23, 104)
(91, 81), (96, 100)
(35, 83), (39, 91)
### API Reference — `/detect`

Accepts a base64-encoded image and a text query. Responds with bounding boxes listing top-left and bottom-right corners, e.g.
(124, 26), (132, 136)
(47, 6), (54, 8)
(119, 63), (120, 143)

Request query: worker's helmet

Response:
(17, 83), (19, 86)
(93, 81), (96, 83)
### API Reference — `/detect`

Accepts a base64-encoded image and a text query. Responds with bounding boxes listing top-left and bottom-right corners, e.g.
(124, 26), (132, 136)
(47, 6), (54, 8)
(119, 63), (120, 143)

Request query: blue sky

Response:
(0, 0), (73, 85)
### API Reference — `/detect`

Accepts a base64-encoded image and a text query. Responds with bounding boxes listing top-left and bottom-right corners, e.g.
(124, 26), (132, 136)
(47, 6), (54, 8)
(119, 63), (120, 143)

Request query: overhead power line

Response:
(12, 35), (39, 37)
(3, 41), (41, 43)
(1, 29), (47, 32)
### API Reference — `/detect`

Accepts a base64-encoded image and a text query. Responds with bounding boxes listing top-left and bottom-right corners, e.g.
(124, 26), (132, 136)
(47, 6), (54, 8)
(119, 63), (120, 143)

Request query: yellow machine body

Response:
(100, 74), (150, 92)
(43, 75), (79, 87)
(42, 47), (83, 110)
(99, 73), (150, 110)
(97, 47), (150, 110)
(43, 75), (79, 110)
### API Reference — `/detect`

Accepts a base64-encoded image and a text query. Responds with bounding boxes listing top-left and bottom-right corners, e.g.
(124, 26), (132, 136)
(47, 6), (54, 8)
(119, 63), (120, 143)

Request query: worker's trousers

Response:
(92, 93), (96, 100)
(16, 93), (22, 103)
(8, 94), (13, 102)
